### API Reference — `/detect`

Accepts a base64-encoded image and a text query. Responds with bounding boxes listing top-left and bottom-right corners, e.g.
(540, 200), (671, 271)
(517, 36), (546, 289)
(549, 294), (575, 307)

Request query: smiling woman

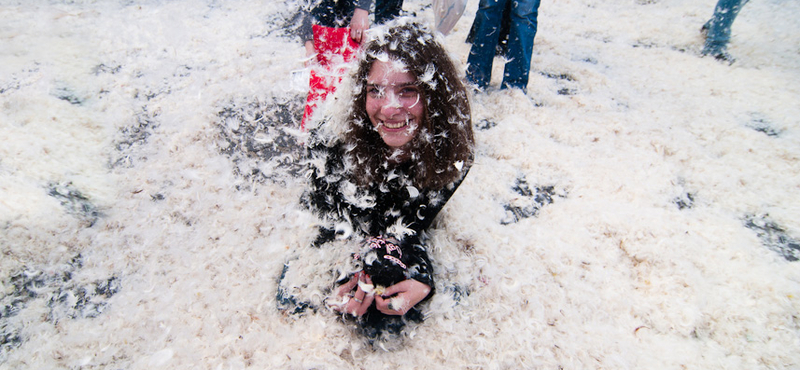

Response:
(278, 20), (474, 343)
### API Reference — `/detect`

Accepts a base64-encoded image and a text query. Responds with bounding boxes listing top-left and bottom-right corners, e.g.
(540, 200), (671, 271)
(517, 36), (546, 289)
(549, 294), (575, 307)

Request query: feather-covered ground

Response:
(1, 0), (799, 368)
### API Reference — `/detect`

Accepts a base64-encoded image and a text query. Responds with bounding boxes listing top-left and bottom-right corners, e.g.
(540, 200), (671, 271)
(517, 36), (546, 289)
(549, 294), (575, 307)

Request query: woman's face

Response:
(365, 60), (424, 149)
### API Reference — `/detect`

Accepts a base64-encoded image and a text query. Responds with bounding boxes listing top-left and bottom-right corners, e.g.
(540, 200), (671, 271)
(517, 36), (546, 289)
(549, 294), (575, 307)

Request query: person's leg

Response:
(501, 0), (540, 92)
(466, 0), (508, 90)
(496, 0), (513, 57)
(374, 0), (404, 24)
(311, 0), (354, 28)
(702, 0), (744, 57)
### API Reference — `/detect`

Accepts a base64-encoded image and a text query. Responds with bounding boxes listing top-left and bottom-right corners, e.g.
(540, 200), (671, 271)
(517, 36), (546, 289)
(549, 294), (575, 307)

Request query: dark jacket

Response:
(302, 133), (470, 294)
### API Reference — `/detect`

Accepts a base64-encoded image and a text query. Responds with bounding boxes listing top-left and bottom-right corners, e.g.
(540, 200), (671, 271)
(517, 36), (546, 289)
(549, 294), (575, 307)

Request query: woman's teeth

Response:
(383, 121), (408, 129)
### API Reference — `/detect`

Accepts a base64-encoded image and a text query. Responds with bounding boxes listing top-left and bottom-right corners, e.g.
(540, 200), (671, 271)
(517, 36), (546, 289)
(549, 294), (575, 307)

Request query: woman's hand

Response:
(374, 279), (431, 316)
(332, 271), (374, 317)
(349, 8), (369, 43)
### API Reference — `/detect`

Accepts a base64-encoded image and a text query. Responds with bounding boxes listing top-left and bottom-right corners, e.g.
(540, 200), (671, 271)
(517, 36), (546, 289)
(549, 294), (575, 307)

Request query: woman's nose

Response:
(379, 93), (403, 115)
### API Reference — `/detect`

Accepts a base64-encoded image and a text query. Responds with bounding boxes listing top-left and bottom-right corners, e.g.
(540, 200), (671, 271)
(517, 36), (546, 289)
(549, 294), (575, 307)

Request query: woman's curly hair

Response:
(343, 21), (474, 190)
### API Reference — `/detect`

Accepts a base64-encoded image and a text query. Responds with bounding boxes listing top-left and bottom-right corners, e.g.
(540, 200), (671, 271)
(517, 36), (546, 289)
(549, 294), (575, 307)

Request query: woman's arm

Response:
(383, 164), (472, 238)
(363, 166), (473, 314)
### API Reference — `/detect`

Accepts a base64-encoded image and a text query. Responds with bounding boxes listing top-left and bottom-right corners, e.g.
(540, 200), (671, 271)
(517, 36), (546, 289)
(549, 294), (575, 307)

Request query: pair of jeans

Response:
(311, 0), (356, 29)
(311, 0), (403, 28)
(466, 0), (540, 92)
(374, 0), (404, 24)
(702, 0), (747, 56)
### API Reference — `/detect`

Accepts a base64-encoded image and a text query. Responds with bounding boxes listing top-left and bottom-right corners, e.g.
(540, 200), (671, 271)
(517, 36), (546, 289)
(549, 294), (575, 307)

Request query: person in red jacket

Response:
(298, 0), (406, 130)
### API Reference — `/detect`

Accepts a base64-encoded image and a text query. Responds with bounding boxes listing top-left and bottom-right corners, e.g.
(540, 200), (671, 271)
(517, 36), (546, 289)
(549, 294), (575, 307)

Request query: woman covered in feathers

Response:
(278, 20), (474, 341)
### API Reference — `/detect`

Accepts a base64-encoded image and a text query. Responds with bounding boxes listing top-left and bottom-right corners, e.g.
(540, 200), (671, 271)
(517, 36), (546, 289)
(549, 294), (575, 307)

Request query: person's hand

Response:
(349, 8), (369, 43)
(374, 279), (431, 316)
(303, 40), (316, 68)
(332, 271), (374, 317)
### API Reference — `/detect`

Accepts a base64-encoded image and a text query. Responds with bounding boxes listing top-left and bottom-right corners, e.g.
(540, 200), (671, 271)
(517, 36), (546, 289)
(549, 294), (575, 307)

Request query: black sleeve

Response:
(392, 164), (472, 297)
(375, 161), (472, 242)
(407, 165), (471, 235)
(401, 236), (436, 299)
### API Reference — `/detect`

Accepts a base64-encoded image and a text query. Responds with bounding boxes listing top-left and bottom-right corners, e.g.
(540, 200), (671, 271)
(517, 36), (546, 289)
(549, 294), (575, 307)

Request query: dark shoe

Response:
(704, 50), (735, 65)
(701, 43), (735, 65)
(713, 51), (735, 64)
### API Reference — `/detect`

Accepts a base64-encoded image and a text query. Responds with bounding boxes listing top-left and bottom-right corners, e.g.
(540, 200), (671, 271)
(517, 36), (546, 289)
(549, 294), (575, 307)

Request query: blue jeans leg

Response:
(467, 0), (507, 89)
(703, 0), (744, 55)
(501, 0), (540, 91)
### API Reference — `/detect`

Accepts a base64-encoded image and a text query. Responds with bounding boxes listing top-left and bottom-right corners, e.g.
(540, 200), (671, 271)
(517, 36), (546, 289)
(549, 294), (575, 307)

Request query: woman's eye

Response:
(398, 87), (419, 98)
(367, 86), (384, 98)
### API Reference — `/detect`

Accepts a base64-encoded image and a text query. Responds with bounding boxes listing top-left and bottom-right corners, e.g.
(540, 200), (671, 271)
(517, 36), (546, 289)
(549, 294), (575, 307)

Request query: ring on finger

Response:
(354, 297), (363, 303)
